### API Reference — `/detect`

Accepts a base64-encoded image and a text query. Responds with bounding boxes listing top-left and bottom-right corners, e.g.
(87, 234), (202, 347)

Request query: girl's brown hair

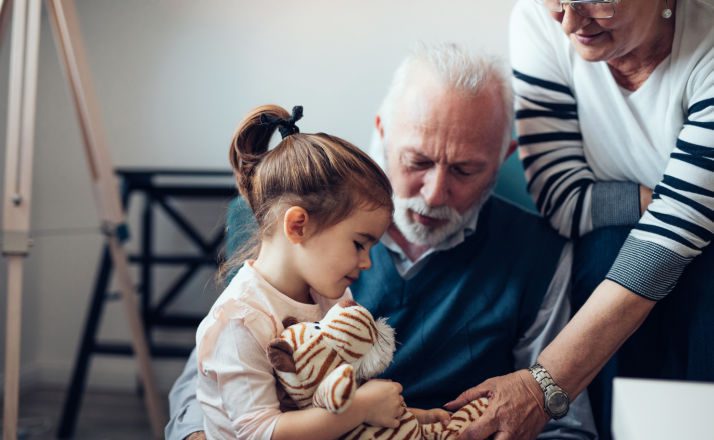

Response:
(219, 104), (393, 280)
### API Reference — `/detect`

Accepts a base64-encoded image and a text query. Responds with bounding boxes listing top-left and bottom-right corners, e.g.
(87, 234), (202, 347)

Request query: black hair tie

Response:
(260, 106), (303, 139)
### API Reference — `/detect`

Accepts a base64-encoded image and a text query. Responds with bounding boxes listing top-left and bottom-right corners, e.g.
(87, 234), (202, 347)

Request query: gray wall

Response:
(0, 0), (526, 392)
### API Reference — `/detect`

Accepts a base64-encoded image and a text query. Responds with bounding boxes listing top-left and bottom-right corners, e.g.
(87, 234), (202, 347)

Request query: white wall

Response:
(0, 0), (518, 395)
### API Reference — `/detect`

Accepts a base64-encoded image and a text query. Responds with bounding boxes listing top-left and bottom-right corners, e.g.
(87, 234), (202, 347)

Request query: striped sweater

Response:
(510, 0), (714, 300)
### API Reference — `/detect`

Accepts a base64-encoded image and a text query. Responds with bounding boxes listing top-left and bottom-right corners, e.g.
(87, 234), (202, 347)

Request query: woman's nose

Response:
(560, 6), (592, 34)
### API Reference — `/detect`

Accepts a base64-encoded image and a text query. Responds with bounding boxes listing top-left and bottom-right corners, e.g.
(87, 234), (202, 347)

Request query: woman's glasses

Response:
(534, 0), (617, 19)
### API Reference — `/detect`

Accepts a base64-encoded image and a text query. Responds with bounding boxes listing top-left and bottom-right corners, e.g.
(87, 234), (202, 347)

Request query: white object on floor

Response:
(612, 377), (714, 439)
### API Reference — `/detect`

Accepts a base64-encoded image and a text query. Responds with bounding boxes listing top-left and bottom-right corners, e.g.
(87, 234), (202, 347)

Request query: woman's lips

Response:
(574, 31), (605, 45)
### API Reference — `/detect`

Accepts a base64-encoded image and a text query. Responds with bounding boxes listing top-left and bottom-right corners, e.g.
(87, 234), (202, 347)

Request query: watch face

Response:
(546, 391), (569, 418)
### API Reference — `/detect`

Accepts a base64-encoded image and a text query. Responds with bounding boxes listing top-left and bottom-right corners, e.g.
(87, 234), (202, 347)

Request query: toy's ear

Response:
(268, 339), (296, 373)
(282, 316), (299, 328)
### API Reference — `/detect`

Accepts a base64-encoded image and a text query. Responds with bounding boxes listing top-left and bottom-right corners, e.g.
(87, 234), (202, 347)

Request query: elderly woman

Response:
(446, 0), (714, 438)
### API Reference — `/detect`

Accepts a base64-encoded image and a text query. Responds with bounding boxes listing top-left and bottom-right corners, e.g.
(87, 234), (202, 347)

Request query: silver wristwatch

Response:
(528, 362), (570, 419)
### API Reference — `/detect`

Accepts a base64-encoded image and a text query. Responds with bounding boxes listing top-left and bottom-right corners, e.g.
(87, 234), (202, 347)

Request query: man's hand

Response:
(444, 370), (549, 440)
(185, 431), (206, 440)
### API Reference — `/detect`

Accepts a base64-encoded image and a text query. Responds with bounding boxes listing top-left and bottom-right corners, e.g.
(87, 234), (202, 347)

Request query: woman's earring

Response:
(662, 0), (673, 19)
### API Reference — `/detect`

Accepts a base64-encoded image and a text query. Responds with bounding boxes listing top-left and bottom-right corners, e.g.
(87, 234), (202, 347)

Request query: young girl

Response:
(196, 105), (404, 439)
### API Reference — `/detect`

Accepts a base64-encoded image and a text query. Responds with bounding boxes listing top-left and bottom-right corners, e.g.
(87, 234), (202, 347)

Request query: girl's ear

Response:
(284, 206), (309, 244)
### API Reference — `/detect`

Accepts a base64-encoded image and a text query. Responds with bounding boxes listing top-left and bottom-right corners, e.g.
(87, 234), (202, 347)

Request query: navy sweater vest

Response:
(352, 197), (565, 409)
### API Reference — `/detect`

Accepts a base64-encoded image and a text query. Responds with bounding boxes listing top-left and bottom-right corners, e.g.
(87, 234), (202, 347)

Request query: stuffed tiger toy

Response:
(267, 299), (488, 440)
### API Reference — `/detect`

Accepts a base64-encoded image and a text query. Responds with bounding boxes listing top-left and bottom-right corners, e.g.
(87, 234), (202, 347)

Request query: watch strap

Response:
(528, 362), (569, 419)
(529, 362), (557, 393)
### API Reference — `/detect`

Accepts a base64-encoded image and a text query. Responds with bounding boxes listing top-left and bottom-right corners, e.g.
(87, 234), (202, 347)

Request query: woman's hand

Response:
(639, 185), (653, 215)
(444, 370), (548, 440)
(409, 407), (450, 426)
(354, 379), (404, 428)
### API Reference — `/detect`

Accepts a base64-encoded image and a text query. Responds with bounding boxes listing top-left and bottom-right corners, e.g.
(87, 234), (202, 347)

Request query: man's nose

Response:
(560, 6), (591, 33)
(421, 166), (449, 207)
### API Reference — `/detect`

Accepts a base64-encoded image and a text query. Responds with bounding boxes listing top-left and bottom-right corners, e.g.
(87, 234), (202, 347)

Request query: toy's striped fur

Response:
(268, 300), (488, 439)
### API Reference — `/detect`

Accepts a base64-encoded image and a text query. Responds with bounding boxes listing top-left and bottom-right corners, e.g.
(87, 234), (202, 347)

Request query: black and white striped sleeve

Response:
(510, 2), (641, 239)
(607, 65), (714, 300)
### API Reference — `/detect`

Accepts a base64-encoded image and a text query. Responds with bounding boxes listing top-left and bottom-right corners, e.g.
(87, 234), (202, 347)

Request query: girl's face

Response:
(296, 206), (391, 300)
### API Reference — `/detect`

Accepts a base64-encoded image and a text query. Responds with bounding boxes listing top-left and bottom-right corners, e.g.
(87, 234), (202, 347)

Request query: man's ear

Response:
(505, 139), (518, 160)
(375, 115), (385, 140)
(284, 206), (309, 244)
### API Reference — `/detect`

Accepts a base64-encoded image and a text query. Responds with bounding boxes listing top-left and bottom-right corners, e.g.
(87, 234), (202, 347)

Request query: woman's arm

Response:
(445, 280), (653, 440)
(604, 66), (714, 300)
(510, 0), (642, 239)
(447, 37), (714, 440)
(538, 280), (655, 399)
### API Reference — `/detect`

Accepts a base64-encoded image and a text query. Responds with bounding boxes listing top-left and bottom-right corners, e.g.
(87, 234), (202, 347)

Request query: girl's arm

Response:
(197, 322), (282, 438)
(200, 318), (404, 440)
(408, 408), (450, 426)
(272, 379), (404, 440)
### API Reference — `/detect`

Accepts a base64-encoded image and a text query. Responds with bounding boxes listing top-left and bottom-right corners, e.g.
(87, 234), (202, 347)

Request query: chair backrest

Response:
(494, 153), (536, 214)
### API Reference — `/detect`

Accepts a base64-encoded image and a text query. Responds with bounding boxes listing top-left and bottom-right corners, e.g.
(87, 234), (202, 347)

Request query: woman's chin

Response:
(570, 36), (614, 62)
(573, 45), (612, 63)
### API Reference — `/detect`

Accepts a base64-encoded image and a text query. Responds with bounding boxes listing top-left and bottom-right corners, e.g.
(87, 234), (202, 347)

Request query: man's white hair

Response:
(369, 42), (514, 169)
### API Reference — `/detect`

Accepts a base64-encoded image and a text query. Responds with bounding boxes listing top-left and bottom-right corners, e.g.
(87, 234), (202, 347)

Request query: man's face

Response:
(379, 74), (507, 244)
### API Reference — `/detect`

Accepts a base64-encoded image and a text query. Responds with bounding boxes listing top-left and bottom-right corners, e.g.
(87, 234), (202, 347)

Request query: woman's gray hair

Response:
(369, 42), (514, 169)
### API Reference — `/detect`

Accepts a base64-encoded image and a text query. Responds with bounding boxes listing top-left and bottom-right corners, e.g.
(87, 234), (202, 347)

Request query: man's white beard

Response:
(392, 195), (483, 247)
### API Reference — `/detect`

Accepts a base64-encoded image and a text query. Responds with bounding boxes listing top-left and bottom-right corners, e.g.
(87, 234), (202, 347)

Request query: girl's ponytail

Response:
(229, 105), (290, 210)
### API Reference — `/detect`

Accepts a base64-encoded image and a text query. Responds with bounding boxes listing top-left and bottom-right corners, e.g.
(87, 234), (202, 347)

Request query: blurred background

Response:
(0, 0), (529, 436)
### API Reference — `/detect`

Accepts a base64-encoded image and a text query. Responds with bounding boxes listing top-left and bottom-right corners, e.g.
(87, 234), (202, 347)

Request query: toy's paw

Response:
(443, 397), (489, 438)
(419, 416), (447, 440)
(343, 410), (420, 440)
(313, 364), (356, 414)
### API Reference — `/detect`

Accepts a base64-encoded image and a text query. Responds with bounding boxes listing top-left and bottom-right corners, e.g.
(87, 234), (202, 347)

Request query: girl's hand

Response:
(355, 379), (404, 428)
(409, 407), (451, 426)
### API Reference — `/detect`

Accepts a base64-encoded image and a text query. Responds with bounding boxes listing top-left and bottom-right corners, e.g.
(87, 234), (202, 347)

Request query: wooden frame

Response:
(1, 1), (166, 437)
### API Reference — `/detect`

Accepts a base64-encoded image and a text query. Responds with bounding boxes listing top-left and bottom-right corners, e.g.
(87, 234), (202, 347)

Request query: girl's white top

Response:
(196, 261), (350, 439)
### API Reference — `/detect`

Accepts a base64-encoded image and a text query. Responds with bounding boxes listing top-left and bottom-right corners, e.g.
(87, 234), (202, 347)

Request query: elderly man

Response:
(165, 44), (597, 440)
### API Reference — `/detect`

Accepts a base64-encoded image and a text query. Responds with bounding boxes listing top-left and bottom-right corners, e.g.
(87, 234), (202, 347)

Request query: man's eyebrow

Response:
(357, 232), (379, 243)
(453, 160), (489, 168)
(403, 149), (487, 167)
(402, 149), (431, 159)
